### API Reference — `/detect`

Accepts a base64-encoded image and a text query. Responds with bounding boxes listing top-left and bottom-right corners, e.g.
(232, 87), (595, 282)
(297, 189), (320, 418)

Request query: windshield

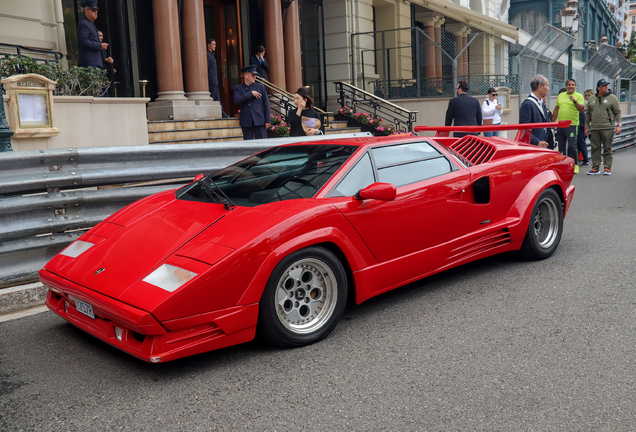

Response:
(176, 144), (359, 207)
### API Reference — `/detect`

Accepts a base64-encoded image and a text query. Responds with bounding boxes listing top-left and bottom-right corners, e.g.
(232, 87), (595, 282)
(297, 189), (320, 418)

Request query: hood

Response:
(47, 196), (227, 301)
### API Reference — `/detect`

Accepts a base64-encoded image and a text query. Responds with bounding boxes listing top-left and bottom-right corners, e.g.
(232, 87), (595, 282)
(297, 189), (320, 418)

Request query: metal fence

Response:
(349, 22), (632, 104)
(0, 133), (371, 289)
(351, 25), (517, 99)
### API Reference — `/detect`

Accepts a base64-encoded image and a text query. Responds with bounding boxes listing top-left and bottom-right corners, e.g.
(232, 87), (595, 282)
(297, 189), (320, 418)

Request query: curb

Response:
(0, 282), (47, 315)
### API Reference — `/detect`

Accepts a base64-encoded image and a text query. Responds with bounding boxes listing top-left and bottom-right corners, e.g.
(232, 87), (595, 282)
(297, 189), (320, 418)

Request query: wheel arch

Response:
(237, 228), (366, 306)
(507, 170), (566, 242)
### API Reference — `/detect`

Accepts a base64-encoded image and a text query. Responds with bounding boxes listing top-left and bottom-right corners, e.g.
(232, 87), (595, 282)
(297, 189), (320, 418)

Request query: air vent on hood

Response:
(448, 136), (495, 165)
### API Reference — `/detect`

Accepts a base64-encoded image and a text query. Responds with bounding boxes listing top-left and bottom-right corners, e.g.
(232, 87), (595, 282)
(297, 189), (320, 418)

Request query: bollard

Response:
(0, 83), (14, 152)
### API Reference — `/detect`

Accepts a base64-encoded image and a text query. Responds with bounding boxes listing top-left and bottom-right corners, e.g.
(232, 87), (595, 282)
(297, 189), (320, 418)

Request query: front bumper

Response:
(40, 269), (258, 363)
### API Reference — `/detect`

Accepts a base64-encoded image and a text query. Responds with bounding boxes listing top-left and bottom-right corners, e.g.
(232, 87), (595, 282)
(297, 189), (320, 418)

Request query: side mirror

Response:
(194, 174), (205, 182)
(355, 182), (396, 201)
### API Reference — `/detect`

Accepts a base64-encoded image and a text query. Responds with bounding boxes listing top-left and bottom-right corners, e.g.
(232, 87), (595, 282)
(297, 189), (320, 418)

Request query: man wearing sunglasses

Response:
(77, 0), (108, 70)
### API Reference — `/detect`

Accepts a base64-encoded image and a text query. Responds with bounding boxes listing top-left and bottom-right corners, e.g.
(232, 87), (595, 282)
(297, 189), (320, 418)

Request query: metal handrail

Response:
(335, 81), (418, 133)
(0, 43), (64, 63)
(255, 76), (330, 132)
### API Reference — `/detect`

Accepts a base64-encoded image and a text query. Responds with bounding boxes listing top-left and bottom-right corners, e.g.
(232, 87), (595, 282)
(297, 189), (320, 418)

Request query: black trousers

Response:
(556, 125), (578, 160)
(242, 126), (267, 140)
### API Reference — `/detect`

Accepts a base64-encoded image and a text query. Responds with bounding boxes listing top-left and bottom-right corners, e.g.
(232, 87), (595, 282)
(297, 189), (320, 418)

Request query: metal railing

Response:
(335, 81), (417, 133)
(608, 114), (636, 151)
(255, 77), (330, 132)
(0, 43), (64, 64)
(0, 132), (372, 288)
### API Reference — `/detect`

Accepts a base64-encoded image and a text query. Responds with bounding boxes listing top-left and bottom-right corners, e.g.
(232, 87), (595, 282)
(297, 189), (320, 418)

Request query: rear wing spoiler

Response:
(414, 121), (572, 144)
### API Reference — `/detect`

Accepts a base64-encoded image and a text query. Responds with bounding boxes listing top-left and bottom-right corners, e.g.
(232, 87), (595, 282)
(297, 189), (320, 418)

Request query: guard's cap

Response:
(81, 0), (99, 10)
(240, 65), (259, 75)
(597, 79), (610, 88)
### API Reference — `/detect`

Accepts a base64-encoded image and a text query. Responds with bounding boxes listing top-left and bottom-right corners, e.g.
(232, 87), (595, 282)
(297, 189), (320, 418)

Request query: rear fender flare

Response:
(507, 170), (565, 242)
(238, 227), (367, 305)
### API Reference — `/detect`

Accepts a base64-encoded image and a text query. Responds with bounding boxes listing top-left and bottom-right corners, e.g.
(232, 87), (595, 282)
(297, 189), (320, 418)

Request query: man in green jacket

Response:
(584, 79), (622, 175)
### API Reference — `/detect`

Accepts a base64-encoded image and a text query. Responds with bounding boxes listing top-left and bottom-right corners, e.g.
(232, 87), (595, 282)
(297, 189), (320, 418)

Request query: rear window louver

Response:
(448, 136), (496, 165)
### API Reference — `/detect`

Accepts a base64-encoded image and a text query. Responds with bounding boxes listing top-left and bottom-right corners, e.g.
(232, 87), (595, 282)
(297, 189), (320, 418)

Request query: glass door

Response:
(204, 0), (244, 116)
(300, 0), (326, 109)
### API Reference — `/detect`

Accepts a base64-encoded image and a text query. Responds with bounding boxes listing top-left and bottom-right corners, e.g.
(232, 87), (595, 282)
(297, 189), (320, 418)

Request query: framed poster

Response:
(1, 74), (60, 138)
(16, 90), (52, 128)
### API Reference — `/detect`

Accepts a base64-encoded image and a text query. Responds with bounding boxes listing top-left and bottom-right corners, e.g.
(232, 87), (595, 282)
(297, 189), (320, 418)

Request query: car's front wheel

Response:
(258, 246), (347, 348)
(519, 188), (563, 260)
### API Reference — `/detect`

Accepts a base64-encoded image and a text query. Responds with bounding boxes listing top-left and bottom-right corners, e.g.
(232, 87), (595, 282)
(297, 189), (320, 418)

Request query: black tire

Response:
(258, 246), (348, 348)
(519, 188), (563, 260)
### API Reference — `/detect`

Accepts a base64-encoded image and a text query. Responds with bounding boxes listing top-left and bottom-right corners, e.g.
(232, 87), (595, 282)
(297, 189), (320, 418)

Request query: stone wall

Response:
(3, 95), (150, 151)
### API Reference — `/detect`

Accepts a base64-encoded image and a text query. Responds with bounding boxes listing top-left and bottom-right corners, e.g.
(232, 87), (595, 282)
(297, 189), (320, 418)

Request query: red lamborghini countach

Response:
(40, 126), (575, 363)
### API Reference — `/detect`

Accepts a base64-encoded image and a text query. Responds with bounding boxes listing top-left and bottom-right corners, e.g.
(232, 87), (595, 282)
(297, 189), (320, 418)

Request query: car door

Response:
(331, 142), (470, 263)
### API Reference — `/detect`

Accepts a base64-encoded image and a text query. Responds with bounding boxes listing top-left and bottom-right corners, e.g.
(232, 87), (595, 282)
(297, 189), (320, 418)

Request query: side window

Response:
(377, 158), (451, 186)
(329, 153), (375, 197)
(372, 142), (452, 187)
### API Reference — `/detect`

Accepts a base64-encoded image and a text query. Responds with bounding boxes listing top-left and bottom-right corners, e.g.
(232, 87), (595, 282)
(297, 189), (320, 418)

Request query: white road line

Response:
(0, 306), (49, 323)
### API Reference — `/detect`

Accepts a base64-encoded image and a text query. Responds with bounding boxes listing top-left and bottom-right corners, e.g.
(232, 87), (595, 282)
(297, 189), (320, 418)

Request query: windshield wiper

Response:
(197, 177), (235, 211)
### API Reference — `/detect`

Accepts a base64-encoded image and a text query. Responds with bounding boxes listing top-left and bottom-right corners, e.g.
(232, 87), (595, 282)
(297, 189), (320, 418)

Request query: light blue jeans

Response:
(483, 122), (500, 137)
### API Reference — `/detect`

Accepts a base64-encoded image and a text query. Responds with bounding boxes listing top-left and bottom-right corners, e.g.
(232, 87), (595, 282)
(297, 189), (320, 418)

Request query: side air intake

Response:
(448, 136), (496, 165)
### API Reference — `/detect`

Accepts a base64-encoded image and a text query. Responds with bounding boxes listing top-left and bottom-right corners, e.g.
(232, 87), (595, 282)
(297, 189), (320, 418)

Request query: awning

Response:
(420, 0), (519, 41)
(584, 44), (632, 80)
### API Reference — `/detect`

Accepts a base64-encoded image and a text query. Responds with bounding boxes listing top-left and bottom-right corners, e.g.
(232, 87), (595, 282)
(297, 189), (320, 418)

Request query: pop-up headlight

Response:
(60, 240), (94, 258)
(142, 264), (197, 292)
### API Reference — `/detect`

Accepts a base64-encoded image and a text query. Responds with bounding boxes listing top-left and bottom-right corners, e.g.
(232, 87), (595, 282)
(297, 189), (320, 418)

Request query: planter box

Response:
(3, 95), (150, 151)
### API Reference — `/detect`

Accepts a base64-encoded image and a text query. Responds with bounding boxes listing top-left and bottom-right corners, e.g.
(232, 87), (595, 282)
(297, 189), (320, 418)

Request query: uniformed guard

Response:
(77, 0), (106, 70)
(234, 65), (271, 140)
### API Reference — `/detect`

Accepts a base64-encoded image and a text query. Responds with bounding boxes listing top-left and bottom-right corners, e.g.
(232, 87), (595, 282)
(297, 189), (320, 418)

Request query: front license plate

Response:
(75, 299), (95, 319)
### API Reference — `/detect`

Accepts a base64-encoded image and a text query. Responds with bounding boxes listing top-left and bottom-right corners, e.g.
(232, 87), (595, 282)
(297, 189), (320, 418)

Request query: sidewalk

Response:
(0, 281), (47, 316)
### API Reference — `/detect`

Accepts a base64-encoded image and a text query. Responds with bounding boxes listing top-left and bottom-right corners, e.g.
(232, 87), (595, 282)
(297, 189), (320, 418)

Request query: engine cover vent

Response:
(449, 136), (496, 165)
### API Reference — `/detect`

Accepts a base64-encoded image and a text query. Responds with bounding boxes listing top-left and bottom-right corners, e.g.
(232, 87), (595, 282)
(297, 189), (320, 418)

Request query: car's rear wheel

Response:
(258, 246), (347, 348)
(519, 188), (563, 260)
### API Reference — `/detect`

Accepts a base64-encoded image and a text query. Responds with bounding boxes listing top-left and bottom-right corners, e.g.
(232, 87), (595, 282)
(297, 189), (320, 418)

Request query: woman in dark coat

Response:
(287, 87), (321, 137)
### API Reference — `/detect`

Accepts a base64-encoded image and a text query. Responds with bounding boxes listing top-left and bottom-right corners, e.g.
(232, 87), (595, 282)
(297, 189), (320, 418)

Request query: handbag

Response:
(483, 119), (493, 125)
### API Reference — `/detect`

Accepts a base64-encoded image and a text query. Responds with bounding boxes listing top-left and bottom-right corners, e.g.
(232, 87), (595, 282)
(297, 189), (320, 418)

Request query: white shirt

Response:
(481, 98), (503, 124)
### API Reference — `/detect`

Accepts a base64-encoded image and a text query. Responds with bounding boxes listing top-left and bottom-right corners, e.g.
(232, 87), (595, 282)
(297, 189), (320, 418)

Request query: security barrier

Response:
(0, 133), (371, 288)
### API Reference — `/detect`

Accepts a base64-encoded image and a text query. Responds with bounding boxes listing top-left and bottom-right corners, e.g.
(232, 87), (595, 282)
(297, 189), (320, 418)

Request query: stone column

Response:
(264, 0), (286, 89)
(283, 0), (303, 93)
(148, 0), (220, 120)
(152, 0), (186, 101)
(53, 0), (68, 69)
(182, 0), (221, 117)
(434, 19), (444, 81)
(421, 14), (444, 91)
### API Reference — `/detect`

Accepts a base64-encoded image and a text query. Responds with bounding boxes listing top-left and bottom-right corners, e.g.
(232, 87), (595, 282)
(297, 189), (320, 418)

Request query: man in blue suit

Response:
(519, 75), (551, 148)
(234, 65), (271, 140)
(77, 1), (106, 70)
(207, 38), (228, 118)
(445, 80), (482, 138)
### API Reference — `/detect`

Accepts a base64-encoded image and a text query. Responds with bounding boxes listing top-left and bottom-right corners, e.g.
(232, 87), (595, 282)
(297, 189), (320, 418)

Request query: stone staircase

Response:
(147, 116), (361, 145)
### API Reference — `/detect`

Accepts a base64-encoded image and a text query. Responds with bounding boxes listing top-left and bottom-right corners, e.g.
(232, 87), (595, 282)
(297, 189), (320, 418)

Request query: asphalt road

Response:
(2, 147), (636, 431)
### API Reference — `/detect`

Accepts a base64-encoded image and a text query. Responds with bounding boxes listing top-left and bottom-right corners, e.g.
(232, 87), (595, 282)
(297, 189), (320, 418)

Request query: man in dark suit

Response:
(234, 65), (271, 140)
(206, 38), (228, 118)
(77, 0), (107, 69)
(518, 75), (551, 148)
(249, 46), (269, 81)
(445, 81), (482, 138)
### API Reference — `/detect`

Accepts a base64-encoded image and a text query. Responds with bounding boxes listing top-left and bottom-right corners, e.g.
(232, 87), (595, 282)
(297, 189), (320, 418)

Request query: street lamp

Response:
(561, 0), (580, 80)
